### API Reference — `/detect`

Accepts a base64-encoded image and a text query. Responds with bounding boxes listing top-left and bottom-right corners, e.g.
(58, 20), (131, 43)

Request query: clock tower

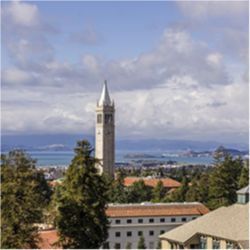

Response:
(95, 80), (115, 176)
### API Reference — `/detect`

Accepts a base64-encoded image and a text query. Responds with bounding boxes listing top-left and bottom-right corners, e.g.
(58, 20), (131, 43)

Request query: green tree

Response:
(152, 180), (165, 202)
(1, 150), (51, 249)
(108, 171), (128, 203)
(56, 140), (109, 248)
(208, 154), (243, 209)
(157, 239), (162, 249)
(125, 242), (132, 249)
(137, 236), (146, 249)
(238, 162), (249, 188)
(168, 175), (189, 202)
(127, 180), (152, 203)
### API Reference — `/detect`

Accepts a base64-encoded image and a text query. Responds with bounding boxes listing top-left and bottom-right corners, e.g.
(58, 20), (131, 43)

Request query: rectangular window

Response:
(192, 217), (196, 220)
(160, 218), (165, 223)
(226, 241), (236, 249)
(115, 219), (121, 224)
(138, 218), (143, 223)
(114, 243), (121, 249)
(115, 232), (120, 237)
(181, 217), (187, 222)
(212, 239), (220, 249)
(97, 114), (102, 123)
(171, 218), (176, 222)
(138, 231), (143, 236)
(160, 230), (165, 234)
(149, 230), (154, 236)
(149, 242), (154, 249)
(200, 236), (207, 249)
(149, 218), (154, 223)
(127, 231), (132, 237)
(127, 219), (132, 224)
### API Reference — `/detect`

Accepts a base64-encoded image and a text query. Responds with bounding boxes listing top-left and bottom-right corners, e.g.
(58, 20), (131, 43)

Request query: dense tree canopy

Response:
(55, 140), (109, 249)
(1, 150), (51, 249)
(208, 154), (244, 209)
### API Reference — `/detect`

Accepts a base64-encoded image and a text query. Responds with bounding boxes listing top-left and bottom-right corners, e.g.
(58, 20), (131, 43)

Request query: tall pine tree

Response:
(208, 154), (243, 209)
(55, 140), (109, 248)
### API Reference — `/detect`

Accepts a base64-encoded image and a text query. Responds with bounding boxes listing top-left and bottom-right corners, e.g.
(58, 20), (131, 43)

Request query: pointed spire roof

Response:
(98, 80), (112, 106)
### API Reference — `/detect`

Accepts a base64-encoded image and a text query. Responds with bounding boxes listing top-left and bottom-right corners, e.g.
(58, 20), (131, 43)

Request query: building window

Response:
(127, 219), (132, 224)
(115, 232), (121, 237)
(114, 243), (121, 249)
(160, 218), (165, 222)
(115, 219), (121, 224)
(149, 230), (154, 236)
(149, 242), (154, 249)
(127, 231), (132, 237)
(212, 239), (220, 249)
(149, 218), (154, 223)
(181, 217), (186, 222)
(200, 236), (207, 249)
(160, 230), (165, 234)
(171, 218), (176, 222)
(138, 218), (143, 223)
(97, 114), (102, 123)
(192, 217), (196, 220)
(138, 231), (143, 236)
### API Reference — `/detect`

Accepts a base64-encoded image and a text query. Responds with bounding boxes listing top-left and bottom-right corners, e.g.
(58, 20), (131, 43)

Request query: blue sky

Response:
(1, 0), (249, 144)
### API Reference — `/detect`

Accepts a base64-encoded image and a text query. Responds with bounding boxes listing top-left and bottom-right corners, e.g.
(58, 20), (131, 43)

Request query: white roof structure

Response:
(159, 203), (249, 248)
(98, 80), (112, 106)
(237, 185), (249, 195)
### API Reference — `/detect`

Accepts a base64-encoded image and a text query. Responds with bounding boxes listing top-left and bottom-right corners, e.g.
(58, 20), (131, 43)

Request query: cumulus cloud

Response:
(1, 1), (248, 144)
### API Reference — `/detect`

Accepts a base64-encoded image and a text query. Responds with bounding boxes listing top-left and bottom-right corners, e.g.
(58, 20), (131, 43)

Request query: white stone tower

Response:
(95, 80), (115, 176)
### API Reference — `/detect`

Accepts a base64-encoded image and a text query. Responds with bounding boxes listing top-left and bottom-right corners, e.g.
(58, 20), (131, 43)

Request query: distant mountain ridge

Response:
(1, 134), (248, 152)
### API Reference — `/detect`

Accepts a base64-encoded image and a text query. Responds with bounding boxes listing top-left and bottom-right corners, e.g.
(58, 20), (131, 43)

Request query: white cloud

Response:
(206, 53), (223, 67)
(176, 1), (248, 20)
(5, 1), (39, 27)
(2, 68), (32, 84)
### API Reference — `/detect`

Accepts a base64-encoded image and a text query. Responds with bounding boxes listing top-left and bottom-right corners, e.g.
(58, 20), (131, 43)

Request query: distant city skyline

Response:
(2, 1), (249, 144)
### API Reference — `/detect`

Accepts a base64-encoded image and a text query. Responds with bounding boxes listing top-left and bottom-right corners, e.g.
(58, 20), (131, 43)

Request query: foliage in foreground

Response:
(1, 150), (51, 249)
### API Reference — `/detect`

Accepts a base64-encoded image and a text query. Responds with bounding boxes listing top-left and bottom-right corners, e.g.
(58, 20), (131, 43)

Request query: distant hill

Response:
(1, 134), (248, 152)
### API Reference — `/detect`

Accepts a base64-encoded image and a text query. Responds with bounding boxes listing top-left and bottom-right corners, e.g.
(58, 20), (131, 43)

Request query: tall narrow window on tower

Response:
(95, 80), (115, 177)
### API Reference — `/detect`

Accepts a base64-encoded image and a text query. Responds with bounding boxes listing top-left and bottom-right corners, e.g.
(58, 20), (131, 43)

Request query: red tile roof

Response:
(38, 230), (60, 249)
(124, 177), (181, 188)
(106, 203), (209, 218)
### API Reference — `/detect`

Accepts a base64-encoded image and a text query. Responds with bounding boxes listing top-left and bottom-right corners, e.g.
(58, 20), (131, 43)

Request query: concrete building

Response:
(105, 202), (209, 249)
(95, 81), (115, 176)
(159, 186), (249, 249)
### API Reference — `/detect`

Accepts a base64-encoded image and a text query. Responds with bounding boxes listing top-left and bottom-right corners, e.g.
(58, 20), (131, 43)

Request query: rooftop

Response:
(123, 177), (181, 188)
(38, 229), (60, 249)
(98, 80), (112, 106)
(160, 203), (249, 247)
(106, 202), (209, 218)
(237, 185), (249, 195)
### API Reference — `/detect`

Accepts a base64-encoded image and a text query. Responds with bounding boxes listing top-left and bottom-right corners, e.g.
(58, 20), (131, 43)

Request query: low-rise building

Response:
(38, 202), (209, 249)
(123, 177), (181, 192)
(159, 186), (249, 249)
(106, 202), (209, 249)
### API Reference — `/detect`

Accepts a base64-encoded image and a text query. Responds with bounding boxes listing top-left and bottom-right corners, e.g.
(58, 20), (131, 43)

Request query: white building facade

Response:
(106, 202), (209, 249)
(95, 81), (115, 176)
